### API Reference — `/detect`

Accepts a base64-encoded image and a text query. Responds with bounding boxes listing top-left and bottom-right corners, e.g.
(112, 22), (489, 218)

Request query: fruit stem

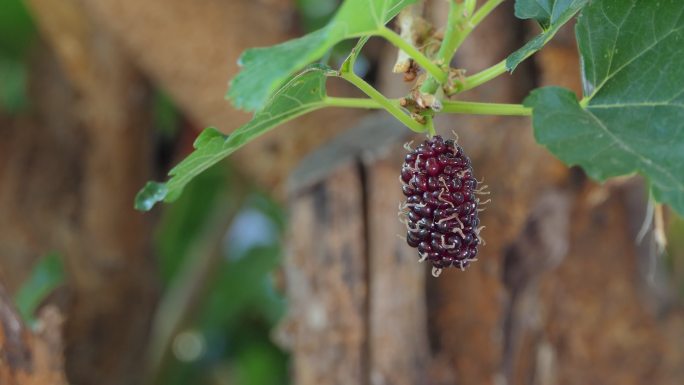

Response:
(378, 27), (447, 83)
(451, 0), (504, 55)
(441, 100), (531, 116)
(465, 0), (477, 15)
(325, 97), (532, 116)
(425, 115), (436, 136)
(419, 0), (466, 95)
(419, 0), (503, 96)
(435, 1), (466, 65)
(338, 72), (426, 132)
(450, 59), (507, 94)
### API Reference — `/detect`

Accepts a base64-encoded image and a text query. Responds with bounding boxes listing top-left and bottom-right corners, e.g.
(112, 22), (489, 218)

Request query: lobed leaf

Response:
(526, 0), (684, 214)
(227, 0), (415, 111)
(507, 0), (588, 71)
(135, 67), (335, 211)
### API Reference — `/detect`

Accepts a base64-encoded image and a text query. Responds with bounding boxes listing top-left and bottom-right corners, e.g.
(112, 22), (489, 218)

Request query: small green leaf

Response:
(136, 67), (335, 211)
(227, 0), (415, 111)
(507, 0), (588, 71)
(340, 36), (370, 74)
(14, 253), (64, 324)
(135, 182), (169, 211)
(525, 1), (684, 214)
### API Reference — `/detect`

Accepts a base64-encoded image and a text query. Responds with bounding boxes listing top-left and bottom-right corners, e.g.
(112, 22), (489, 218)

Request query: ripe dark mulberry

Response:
(400, 135), (485, 277)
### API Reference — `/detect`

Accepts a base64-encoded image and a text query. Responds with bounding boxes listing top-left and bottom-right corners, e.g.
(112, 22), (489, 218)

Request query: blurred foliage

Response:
(0, 0), (35, 58)
(0, 56), (28, 112)
(14, 252), (65, 326)
(154, 162), (289, 385)
(154, 164), (231, 283)
(0, 0), (35, 113)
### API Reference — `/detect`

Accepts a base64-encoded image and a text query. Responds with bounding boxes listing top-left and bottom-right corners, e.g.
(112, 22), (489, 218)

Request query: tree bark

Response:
(0, 280), (67, 385)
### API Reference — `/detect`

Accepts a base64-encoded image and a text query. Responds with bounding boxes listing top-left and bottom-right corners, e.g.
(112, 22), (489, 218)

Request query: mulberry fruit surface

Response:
(400, 135), (485, 277)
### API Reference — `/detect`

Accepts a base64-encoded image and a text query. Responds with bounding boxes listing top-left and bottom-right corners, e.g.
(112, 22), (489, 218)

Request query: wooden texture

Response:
(364, 140), (430, 385)
(0, 282), (67, 385)
(279, 116), (431, 385)
(277, 157), (367, 385)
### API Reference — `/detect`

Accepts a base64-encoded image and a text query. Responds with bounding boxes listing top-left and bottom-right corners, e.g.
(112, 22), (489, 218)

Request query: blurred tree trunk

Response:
(2, 0), (157, 383)
(279, 2), (684, 385)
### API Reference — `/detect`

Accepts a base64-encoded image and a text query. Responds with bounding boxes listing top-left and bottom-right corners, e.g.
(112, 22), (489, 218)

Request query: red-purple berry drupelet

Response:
(400, 135), (485, 277)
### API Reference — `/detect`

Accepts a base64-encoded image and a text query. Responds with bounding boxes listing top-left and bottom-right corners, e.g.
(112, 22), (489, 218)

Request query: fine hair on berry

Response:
(399, 135), (485, 277)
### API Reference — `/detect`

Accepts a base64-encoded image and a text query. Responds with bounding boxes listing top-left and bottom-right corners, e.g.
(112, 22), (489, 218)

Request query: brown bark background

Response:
(0, 1), (683, 385)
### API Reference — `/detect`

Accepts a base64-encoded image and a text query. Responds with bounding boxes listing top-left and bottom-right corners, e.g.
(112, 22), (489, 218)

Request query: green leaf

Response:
(507, 0), (588, 71)
(525, 0), (684, 214)
(135, 66), (334, 211)
(135, 182), (168, 211)
(227, 0), (415, 111)
(340, 36), (370, 74)
(14, 253), (65, 324)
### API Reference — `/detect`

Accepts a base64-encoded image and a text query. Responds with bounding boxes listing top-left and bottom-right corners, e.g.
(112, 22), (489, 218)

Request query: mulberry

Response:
(399, 135), (486, 277)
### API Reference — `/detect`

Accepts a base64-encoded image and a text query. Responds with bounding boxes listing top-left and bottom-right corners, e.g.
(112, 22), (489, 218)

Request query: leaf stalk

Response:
(451, 59), (507, 94)
(325, 96), (531, 116)
(338, 72), (426, 132)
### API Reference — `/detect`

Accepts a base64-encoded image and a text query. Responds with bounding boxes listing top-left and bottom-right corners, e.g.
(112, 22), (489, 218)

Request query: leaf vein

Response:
(586, 109), (684, 191)
(588, 24), (684, 101)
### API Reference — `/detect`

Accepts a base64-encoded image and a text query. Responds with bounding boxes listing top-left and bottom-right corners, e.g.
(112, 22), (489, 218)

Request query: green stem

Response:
(420, 0), (504, 96)
(465, 0), (477, 15)
(425, 115), (436, 136)
(450, 0), (504, 56)
(378, 27), (446, 83)
(453, 59), (507, 94)
(420, 0), (466, 94)
(324, 96), (532, 117)
(324, 96), (381, 109)
(339, 72), (426, 132)
(434, 1), (467, 69)
(441, 100), (531, 116)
